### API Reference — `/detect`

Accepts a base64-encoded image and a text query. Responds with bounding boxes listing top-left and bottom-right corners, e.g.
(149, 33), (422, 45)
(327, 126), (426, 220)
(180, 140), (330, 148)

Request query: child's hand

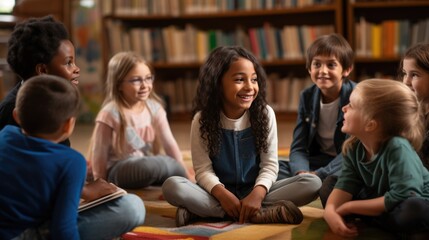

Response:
(239, 186), (266, 223)
(186, 168), (196, 183)
(211, 185), (241, 220)
(80, 178), (118, 203)
(323, 207), (358, 238)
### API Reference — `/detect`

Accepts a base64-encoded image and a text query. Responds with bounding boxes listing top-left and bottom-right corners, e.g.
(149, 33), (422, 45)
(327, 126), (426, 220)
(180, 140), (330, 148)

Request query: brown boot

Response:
(250, 200), (303, 224)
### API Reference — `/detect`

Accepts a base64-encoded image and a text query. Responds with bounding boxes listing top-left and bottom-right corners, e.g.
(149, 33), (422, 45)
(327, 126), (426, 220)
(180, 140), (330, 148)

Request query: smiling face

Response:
(119, 62), (153, 107)
(402, 58), (429, 104)
(341, 89), (366, 137)
(45, 40), (80, 85)
(221, 58), (259, 119)
(309, 55), (351, 102)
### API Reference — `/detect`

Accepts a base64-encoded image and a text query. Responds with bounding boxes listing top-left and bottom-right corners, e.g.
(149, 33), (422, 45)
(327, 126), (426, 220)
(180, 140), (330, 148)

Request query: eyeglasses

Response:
(125, 75), (155, 86)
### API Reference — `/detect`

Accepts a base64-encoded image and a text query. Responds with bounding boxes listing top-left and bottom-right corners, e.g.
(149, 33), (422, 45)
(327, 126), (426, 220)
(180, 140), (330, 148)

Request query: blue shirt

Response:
(0, 126), (86, 239)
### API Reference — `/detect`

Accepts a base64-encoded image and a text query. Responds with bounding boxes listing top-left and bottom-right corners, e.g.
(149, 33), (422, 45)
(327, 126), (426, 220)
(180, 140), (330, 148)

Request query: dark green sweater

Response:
(336, 137), (429, 211)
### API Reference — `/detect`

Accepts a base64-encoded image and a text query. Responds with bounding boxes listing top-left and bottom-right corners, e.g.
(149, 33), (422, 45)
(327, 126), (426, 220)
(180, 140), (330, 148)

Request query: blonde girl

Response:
(89, 51), (192, 188)
(324, 79), (429, 238)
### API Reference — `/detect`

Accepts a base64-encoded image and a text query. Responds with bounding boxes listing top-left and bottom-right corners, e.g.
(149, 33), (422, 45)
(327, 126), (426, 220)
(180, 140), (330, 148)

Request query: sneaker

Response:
(250, 200), (303, 224)
(175, 207), (198, 227)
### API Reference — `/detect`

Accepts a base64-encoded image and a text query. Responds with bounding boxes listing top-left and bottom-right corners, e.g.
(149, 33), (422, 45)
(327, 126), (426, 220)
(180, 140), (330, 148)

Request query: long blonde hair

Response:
(89, 52), (164, 159)
(342, 79), (424, 155)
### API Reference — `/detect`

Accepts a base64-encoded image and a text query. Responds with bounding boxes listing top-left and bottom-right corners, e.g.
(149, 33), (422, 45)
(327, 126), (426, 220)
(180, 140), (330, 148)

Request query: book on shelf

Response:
(78, 182), (127, 212)
(355, 17), (429, 58)
(106, 20), (335, 63)
(111, 0), (334, 16)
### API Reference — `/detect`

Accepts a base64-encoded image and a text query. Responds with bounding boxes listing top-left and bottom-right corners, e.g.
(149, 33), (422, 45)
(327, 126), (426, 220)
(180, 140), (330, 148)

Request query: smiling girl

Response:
(162, 46), (321, 227)
(400, 43), (429, 169)
(89, 51), (192, 188)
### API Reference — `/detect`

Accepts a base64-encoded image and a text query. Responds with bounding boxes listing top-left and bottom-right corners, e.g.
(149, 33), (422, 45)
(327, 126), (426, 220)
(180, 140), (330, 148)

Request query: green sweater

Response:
(336, 137), (429, 211)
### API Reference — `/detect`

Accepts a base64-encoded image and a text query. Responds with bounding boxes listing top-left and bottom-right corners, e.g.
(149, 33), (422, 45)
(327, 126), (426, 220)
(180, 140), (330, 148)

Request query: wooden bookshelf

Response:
(101, 0), (344, 121)
(0, 15), (17, 100)
(347, 0), (429, 81)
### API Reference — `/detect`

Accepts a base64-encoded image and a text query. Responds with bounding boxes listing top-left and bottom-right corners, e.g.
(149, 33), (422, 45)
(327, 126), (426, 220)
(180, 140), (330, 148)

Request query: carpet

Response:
(122, 149), (395, 239)
(122, 206), (325, 240)
(122, 221), (247, 240)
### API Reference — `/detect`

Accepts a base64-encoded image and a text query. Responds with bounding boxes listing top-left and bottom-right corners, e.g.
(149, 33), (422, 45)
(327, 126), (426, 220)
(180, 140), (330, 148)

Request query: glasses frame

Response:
(125, 75), (155, 86)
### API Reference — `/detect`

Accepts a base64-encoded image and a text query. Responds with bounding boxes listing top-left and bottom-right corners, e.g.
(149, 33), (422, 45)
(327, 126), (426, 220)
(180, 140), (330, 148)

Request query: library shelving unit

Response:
(0, 15), (17, 100)
(101, 0), (343, 121)
(347, 0), (429, 81)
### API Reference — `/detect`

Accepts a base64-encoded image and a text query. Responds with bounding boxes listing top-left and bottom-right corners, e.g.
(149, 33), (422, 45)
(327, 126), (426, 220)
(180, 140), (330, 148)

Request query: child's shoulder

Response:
(265, 104), (275, 116)
(145, 98), (163, 115)
(387, 136), (413, 149)
(343, 78), (357, 87)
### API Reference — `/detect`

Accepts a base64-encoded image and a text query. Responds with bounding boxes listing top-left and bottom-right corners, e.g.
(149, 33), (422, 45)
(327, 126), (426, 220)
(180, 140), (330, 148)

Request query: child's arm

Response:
(336, 196), (385, 216)
(239, 185), (267, 223)
(288, 92), (313, 175)
(156, 109), (194, 181)
(90, 122), (112, 180)
(211, 184), (241, 220)
(324, 188), (358, 238)
(52, 153), (87, 239)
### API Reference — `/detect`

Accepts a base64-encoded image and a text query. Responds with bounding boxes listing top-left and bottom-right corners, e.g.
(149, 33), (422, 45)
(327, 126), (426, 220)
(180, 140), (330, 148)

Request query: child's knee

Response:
(298, 173), (322, 192)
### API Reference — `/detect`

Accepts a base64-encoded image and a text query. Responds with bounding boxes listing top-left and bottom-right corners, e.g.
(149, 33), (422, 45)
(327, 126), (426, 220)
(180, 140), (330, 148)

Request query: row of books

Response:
(355, 17), (429, 58)
(0, 29), (13, 101)
(110, 0), (333, 16)
(106, 20), (335, 63)
(351, 0), (418, 2)
(154, 74), (313, 113)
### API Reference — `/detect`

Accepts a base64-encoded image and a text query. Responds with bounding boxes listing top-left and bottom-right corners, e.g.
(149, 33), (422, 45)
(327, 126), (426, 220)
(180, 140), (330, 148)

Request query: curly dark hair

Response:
(192, 46), (269, 157)
(7, 15), (69, 80)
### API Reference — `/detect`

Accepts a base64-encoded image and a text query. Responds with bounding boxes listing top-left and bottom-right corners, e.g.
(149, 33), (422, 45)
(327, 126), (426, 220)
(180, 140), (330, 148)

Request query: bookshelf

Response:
(0, 15), (17, 100)
(347, 0), (429, 81)
(101, 0), (344, 121)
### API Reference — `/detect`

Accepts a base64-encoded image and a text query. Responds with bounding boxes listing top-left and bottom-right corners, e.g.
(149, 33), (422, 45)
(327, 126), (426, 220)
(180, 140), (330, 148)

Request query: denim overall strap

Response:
(211, 127), (260, 199)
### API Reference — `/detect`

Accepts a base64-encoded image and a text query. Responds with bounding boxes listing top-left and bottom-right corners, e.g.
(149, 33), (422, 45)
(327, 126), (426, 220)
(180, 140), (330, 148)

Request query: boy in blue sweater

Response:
(0, 75), (144, 239)
(0, 75), (84, 239)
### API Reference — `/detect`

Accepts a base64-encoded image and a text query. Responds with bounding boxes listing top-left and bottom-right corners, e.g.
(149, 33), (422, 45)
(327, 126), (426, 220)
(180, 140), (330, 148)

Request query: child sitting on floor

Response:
(162, 46), (321, 227)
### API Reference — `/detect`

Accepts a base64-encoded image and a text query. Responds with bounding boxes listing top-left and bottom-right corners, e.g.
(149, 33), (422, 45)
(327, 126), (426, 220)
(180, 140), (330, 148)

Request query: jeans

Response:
(12, 194), (145, 240)
(108, 155), (187, 189)
(162, 174), (321, 218)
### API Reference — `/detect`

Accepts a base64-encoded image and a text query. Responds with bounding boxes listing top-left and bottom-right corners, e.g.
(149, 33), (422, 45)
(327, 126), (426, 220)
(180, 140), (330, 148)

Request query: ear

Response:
(35, 63), (48, 75)
(342, 66), (354, 78)
(364, 119), (378, 132)
(12, 108), (21, 125)
(62, 117), (76, 136)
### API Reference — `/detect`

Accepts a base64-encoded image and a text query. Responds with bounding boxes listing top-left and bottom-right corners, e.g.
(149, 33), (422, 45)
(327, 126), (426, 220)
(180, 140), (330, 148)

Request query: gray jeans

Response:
(162, 173), (321, 218)
(108, 155), (187, 189)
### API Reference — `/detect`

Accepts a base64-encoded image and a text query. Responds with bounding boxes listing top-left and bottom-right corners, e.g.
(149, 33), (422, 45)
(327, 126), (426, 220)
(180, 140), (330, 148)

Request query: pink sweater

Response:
(91, 99), (183, 180)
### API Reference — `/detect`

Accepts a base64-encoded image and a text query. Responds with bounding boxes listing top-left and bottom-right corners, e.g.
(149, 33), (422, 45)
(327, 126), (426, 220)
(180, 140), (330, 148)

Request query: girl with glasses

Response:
(89, 51), (193, 189)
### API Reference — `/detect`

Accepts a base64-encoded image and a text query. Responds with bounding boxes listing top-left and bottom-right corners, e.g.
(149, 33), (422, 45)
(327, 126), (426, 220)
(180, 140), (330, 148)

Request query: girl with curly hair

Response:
(163, 46), (321, 227)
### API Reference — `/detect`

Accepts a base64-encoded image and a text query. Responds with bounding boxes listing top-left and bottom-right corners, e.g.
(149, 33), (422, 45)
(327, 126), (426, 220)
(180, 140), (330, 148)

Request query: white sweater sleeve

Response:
(254, 105), (278, 191)
(191, 112), (222, 193)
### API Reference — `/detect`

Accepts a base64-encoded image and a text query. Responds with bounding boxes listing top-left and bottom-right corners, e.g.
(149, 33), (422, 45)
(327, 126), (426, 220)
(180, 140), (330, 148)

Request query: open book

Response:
(78, 182), (127, 212)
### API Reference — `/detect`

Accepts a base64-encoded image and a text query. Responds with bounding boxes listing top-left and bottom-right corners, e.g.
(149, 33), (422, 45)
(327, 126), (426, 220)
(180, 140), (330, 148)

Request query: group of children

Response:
(1, 15), (429, 239)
